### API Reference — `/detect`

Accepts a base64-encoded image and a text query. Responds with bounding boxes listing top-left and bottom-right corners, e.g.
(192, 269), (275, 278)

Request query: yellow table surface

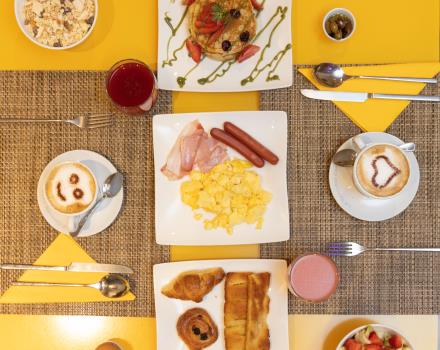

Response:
(1, 0), (440, 348)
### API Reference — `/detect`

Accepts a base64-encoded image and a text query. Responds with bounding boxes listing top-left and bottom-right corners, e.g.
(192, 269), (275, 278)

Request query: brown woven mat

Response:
(261, 69), (440, 314)
(0, 71), (170, 317)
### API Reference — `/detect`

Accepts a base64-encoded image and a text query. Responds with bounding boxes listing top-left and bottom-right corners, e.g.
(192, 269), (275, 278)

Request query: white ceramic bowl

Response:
(336, 324), (414, 350)
(323, 8), (356, 42)
(14, 0), (98, 50)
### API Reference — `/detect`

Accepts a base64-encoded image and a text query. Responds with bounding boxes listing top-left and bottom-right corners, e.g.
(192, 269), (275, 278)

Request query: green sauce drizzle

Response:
(177, 57), (206, 88)
(162, 7), (189, 68)
(241, 6), (289, 86)
(197, 60), (235, 85)
(162, 40), (186, 68)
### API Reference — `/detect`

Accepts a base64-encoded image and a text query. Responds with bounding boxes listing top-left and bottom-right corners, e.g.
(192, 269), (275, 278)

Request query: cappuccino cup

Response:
(352, 134), (411, 199)
(44, 161), (98, 216)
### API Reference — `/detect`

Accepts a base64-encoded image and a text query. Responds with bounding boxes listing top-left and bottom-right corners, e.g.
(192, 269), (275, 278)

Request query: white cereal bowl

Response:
(336, 324), (414, 350)
(14, 0), (98, 50)
(323, 8), (356, 42)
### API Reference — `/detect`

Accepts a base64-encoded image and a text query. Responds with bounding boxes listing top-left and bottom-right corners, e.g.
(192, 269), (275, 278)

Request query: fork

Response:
(327, 242), (440, 257)
(0, 113), (114, 129)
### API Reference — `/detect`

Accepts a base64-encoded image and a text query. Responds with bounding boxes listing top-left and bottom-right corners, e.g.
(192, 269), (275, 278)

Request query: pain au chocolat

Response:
(161, 267), (225, 303)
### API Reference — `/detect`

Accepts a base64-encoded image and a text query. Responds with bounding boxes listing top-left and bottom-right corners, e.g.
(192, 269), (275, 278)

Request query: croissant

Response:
(161, 267), (225, 302)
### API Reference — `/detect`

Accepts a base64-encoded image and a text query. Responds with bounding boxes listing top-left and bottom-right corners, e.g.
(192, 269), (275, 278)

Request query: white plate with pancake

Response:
(329, 132), (420, 221)
(153, 111), (289, 245)
(157, 0), (293, 92)
(153, 259), (289, 350)
(37, 150), (124, 237)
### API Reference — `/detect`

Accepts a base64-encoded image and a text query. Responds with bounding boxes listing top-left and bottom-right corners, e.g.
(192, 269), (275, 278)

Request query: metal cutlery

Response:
(0, 113), (114, 129)
(1, 262), (133, 274)
(314, 63), (438, 88)
(301, 89), (440, 102)
(327, 242), (440, 257)
(12, 274), (130, 298)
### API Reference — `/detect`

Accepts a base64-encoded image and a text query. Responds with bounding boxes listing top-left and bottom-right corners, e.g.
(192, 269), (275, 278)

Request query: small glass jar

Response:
(287, 253), (340, 302)
(106, 59), (158, 115)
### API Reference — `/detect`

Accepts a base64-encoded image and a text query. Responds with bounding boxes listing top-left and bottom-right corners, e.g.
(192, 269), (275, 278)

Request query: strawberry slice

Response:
(198, 24), (222, 34)
(182, 0), (195, 5)
(237, 45), (260, 63)
(344, 339), (362, 350)
(250, 0), (264, 10)
(185, 39), (202, 63)
(389, 335), (403, 348)
(207, 24), (225, 44)
(368, 331), (384, 346)
(364, 345), (382, 350)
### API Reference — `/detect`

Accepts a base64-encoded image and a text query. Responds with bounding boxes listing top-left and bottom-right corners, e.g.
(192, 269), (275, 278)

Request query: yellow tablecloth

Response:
(1, 0), (440, 348)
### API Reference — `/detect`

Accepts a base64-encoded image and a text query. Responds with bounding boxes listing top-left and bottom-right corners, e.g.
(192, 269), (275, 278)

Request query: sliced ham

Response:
(196, 135), (228, 172)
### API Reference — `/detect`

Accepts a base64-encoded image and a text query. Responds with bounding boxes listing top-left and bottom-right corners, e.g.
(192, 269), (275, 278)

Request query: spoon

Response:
(70, 172), (124, 237)
(12, 274), (130, 298)
(314, 63), (438, 88)
(332, 143), (416, 167)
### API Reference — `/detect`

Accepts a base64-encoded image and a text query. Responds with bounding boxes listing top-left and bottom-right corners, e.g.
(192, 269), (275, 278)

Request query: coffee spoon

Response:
(12, 274), (130, 298)
(70, 172), (124, 237)
(332, 142), (416, 167)
(314, 63), (438, 88)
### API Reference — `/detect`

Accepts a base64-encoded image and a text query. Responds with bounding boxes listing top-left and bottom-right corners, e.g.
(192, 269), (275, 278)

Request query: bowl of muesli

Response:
(15, 0), (98, 50)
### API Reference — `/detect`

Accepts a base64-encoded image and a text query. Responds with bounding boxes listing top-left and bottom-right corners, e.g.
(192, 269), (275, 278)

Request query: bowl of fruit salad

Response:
(337, 324), (413, 350)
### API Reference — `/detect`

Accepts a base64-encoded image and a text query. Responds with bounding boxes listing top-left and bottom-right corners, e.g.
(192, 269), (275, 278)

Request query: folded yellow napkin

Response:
(299, 62), (440, 132)
(289, 314), (438, 350)
(0, 234), (135, 303)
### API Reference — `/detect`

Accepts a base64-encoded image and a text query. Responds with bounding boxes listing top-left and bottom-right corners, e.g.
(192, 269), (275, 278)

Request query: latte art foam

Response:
(356, 144), (410, 198)
(45, 162), (96, 214)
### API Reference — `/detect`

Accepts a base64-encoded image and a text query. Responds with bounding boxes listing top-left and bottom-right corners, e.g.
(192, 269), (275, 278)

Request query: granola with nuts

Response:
(23, 0), (96, 48)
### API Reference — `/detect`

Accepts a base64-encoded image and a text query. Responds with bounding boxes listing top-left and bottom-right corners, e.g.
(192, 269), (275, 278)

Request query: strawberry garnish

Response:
(185, 39), (202, 63)
(182, 0), (195, 5)
(344, 339), (362, 350)
(237, 45), (260, 63)
(364, 345), (382, 350)
(389, 335), (403, 348)
(207, 24), (225, 44)
(250, 0), (264, 10)
(368, 331), (383, 346)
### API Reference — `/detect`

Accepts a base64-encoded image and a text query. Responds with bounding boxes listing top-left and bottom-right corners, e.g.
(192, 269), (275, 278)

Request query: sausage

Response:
(223, 122), (279, 165)
(210, 128), (265, 168)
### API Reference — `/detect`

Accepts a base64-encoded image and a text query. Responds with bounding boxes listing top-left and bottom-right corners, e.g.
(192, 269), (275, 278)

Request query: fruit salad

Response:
(342, 326), (411, 350)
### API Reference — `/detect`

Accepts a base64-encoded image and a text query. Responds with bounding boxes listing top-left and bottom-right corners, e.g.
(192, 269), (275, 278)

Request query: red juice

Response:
(106, 59), (157, 115)
(287, 254), (339, 302)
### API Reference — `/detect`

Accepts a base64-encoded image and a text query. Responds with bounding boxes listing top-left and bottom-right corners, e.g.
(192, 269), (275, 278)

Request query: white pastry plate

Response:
(157, 0), (292, 92)
(153, 111), (289, 245)
(329, 132), (420, 222)
(153, 259), (289, 350)
(37, 150), (124, 237)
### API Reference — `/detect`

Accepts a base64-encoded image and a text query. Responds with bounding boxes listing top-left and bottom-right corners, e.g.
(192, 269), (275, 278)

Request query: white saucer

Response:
(329, 132), (420, 221)
(37, 150), (124, 237)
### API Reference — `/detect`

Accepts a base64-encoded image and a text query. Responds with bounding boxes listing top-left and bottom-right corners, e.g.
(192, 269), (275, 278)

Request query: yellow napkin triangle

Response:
(299, 62), (440, 132)
(0, 234), (135, 303)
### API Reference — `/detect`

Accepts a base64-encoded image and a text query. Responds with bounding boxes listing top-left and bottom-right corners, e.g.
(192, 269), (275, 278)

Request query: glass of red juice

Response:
(106, 59), (158, 115)
(287, 253), (340, 302)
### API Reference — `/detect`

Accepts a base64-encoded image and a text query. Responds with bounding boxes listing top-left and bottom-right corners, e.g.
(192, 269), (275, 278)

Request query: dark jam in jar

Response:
(106, 59), (157, 115)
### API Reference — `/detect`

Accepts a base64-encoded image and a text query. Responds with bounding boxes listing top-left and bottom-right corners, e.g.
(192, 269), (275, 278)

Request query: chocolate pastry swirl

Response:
(177, 308), (218, 350)
(371, 155), (401, 188)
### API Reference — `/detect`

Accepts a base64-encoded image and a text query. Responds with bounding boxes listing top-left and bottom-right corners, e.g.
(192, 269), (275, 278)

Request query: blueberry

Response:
(222, 40), (232, 51)
(230, 9), (241, 18)
(192, 327), (201, 335)
(200, 333), (208, 341)
(240, 31), (250, 42)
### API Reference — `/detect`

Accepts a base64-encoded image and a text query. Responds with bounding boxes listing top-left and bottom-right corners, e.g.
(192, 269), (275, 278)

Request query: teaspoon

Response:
(332, 143), (416, 167)
(12, 274), (130, 298)
(314, 63), (437, 88)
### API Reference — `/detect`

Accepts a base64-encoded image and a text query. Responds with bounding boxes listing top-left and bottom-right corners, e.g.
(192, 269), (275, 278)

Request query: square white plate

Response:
(153, 259), (289, 350)
(157, 0), (292, 92)
(153, 111), (289, 246)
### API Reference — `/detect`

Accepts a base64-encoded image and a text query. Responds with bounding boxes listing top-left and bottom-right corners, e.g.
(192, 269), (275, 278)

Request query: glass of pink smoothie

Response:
(287, 254), (340, 302)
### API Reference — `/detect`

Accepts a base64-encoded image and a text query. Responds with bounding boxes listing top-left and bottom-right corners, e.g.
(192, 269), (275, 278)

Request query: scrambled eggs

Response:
(180, 159), (272, 234)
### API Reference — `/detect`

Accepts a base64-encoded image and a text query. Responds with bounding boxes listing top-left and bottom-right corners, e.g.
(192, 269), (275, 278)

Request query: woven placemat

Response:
(261, 69), (440, 314)
(0, 71), (170, 317)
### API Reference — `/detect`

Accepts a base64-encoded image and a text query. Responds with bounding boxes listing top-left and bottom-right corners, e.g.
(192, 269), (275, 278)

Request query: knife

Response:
(0, 262), (134, 274)
(301, 89), (440, 102)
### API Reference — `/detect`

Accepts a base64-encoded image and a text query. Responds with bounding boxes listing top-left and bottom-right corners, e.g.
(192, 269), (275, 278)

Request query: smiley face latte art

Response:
(45, 162), (97, 214)
(356, 144), (410, 198)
